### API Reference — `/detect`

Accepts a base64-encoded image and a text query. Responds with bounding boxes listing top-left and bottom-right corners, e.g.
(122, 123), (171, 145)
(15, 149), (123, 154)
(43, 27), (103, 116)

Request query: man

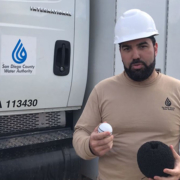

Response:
(73, 9), (180, 180)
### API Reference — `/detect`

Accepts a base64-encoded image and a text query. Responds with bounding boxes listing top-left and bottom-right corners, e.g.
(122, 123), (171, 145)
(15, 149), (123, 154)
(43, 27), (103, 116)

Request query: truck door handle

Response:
(53, 40), (71, 76)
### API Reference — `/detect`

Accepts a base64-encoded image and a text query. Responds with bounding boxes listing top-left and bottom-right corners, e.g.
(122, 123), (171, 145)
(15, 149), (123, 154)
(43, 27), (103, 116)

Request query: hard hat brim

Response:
(114, 31), (159, 44)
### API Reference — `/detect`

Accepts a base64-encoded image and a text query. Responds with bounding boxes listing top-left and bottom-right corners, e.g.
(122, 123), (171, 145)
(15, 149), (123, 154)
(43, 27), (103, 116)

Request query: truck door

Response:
(0, 0), (75, 113)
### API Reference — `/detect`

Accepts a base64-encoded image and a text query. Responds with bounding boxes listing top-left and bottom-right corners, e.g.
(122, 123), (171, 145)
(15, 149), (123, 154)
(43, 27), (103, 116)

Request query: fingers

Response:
(91, 137), (113, 150)
(95, 147), (111, 157)
(93, 141), (113, 156)
(163, 168), (179, 177)
(90, 134), (113, 150)
(93, 134), (113, 146)
(90, 124), (114, 157)
(152, 176), (175, 180)
(89, 136), (114, 156)
(169, 145), (180, 160)
(162, 145), (180, 177)
(92, 131), (111, 140)
(148, 145), (180, 180)
(153, 176), (165, 180)
(93, 125), (99, 133)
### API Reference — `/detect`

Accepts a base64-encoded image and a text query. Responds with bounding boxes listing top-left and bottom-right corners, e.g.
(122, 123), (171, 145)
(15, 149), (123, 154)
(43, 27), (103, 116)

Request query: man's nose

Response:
(132, 49), (140, 59)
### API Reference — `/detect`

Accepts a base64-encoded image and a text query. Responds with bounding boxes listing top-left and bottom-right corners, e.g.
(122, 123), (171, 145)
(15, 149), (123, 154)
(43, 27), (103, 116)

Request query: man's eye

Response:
(140, 46), (147, 49)
(123, 48), (130, 51)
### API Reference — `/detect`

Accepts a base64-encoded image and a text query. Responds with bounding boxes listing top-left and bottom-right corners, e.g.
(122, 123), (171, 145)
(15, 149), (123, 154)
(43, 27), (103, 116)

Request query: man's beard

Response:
(124, 58), (156, 82)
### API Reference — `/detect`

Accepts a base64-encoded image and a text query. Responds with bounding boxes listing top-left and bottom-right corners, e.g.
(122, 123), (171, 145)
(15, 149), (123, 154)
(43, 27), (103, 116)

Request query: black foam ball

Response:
(137, 141), (175, 179)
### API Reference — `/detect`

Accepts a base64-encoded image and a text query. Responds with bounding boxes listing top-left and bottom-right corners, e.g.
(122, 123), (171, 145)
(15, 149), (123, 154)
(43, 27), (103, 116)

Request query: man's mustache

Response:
(130, 59), (147, 68)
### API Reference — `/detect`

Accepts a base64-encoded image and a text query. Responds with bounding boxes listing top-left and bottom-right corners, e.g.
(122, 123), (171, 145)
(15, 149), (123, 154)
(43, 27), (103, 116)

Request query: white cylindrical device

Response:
(98, 123), (113, 134)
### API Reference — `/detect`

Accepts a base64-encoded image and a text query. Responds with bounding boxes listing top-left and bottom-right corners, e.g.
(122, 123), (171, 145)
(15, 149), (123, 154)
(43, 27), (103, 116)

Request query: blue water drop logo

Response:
(12, 39), (27, 64)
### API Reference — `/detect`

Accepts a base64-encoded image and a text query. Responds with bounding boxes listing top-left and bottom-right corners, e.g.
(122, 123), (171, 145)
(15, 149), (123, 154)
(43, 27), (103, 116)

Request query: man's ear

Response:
(154, 43), (158, 56)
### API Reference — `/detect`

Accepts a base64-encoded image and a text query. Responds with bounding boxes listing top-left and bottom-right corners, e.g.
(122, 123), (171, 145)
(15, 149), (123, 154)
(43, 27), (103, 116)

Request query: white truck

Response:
(0, 0), (180, 179)
(0, 0), (89, 179)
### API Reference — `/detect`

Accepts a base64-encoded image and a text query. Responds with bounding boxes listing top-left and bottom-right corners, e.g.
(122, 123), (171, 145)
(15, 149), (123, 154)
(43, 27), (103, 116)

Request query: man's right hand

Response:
(89, 124), (114, 157)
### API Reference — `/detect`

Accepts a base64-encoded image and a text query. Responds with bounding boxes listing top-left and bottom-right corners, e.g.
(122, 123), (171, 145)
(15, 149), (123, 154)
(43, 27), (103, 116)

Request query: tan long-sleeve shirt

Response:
(73, 72), (180, 180)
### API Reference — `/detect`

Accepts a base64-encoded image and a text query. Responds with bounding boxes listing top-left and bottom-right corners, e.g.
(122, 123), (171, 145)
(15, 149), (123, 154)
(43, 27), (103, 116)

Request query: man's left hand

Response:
(148, 145), (180, 180)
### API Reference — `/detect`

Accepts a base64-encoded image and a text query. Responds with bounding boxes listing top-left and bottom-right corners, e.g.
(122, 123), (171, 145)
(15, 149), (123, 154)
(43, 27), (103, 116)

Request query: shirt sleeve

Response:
(73, 87), (102, 160)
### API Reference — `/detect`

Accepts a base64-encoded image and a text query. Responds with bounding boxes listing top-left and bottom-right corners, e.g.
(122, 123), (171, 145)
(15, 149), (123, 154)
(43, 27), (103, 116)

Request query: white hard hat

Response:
(114, 9), (159, 44)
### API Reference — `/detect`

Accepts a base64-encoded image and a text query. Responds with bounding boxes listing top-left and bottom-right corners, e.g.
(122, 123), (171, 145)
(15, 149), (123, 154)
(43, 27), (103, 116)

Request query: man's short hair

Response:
(148, 36), (156, 46)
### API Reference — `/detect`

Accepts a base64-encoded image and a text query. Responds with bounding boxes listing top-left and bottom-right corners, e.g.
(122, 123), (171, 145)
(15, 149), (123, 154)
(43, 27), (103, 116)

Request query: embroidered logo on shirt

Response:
(165, 98), (171, 106)
(162, 98), (175, 111)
